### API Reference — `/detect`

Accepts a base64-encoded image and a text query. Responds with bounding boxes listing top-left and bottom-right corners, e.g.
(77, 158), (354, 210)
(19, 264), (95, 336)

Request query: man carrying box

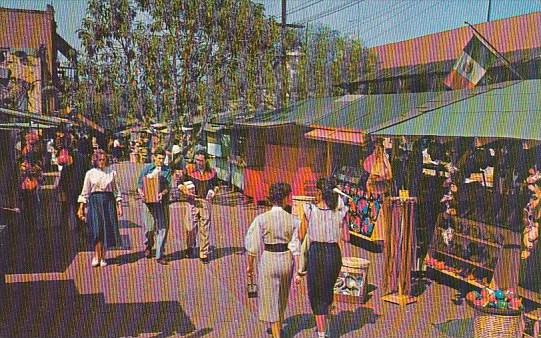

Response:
(137, 147), (172, 265)
(178, 149), (219, 264)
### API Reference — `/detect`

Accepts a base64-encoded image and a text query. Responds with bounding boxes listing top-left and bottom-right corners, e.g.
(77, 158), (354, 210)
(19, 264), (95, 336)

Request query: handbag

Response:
(247, 274), (257, 298)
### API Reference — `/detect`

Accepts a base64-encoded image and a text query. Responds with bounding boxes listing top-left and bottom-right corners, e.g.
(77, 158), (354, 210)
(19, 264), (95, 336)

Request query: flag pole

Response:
(464, 21), (524, 80)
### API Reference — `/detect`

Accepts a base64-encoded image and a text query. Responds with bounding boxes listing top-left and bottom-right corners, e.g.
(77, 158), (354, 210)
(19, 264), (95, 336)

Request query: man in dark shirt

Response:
(137, 148), (172, 265)
(58, 148), (90, 231)
(178, 150), (218, 264)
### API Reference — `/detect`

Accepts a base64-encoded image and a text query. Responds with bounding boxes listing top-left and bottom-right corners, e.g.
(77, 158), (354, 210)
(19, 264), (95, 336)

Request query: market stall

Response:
(371, 79), (541, 302)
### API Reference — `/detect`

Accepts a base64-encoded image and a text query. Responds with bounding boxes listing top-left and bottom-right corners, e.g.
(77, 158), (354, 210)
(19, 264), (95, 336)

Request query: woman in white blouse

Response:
(77, 149), (122, 267)
(298, 177), (348, 338)
(245, 183), (300, 338)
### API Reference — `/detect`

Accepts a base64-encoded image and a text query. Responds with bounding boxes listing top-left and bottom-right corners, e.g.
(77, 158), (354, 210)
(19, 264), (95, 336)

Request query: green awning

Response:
(0, 107), (68, 125)
(371, 80), (541, 140)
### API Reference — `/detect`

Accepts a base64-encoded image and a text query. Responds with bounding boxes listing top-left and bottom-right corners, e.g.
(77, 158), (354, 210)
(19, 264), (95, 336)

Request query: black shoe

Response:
(156, 258), (168, 265)
(145, 248), (153, 259)
(200, 257), (210, 264)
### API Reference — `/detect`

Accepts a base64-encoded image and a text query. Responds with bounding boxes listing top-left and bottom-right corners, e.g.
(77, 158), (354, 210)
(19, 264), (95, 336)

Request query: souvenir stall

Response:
(229, 122), (323, 203)
(304, 129), (393, 242)
(371, 79), (541, 332)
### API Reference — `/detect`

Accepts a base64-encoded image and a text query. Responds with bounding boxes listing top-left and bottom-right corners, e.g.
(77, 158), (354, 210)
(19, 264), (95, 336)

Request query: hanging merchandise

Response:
(346, 192), (383, 238)
(381, 197), (417, 305)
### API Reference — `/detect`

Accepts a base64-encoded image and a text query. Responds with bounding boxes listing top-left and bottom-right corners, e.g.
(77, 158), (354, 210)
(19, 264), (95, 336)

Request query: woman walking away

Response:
(298, 177), (349, 338)
(245, 183), (301, 338)
(77, 149), (123, 267)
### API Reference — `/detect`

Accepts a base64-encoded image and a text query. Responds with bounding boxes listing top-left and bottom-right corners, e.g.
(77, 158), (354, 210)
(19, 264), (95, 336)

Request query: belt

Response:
(311, 241), (338, 246)
(264, 243), (289, 252)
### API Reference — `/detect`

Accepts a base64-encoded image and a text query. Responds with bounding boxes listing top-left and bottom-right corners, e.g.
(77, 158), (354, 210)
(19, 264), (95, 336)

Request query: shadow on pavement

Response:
(5, 225), (88, 274)
(1, 279), (205, 337)
(109, 250), (146, 265)
(212, 246), (245, 260)
(281, 306), (378, 338)
(165, 246), (245, 263)
(330, 306), (379, 337)
(432, 318), (474, 338)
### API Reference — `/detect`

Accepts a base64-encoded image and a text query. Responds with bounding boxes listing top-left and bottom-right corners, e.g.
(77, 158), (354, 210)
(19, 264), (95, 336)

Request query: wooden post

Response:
(326, 141), (332, 176)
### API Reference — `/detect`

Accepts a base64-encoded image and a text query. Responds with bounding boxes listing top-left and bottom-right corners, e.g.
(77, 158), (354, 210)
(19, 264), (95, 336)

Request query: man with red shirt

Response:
(178, 150), (219, 264)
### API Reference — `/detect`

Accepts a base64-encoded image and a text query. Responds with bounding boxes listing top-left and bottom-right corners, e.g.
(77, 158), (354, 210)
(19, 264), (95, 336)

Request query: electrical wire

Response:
(287, 0), (324, 16)
(361, 1), (443, 46)
(295, 1), (450, 129)
(334, 1), (410, 38)
(294, 0), (361, 25)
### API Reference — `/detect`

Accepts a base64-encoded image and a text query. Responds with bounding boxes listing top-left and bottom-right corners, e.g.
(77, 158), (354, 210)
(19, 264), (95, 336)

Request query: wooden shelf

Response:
(349, 231), (383, 242)
(432, 250), (495, 271)
(427, 266), (488, 289)
(436, 227), (502, 248)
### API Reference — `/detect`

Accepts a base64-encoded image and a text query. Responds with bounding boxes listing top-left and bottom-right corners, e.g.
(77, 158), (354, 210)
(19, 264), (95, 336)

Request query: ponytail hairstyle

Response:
(316, 177), (339, 210)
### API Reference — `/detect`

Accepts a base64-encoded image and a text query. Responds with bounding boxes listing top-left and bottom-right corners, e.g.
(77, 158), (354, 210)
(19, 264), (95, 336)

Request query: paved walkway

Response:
(1, 162), (475, 337)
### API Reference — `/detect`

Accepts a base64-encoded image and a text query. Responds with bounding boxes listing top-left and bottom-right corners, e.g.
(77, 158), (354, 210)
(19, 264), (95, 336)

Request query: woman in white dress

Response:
(245, 183), (300, 338)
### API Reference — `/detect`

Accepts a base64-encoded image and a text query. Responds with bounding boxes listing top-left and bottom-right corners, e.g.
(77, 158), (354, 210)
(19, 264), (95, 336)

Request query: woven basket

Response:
(467, 300), (523, 338)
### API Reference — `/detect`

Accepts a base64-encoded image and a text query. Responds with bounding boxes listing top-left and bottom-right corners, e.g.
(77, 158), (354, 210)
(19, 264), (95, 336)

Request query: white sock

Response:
(317, 332), (326, 338)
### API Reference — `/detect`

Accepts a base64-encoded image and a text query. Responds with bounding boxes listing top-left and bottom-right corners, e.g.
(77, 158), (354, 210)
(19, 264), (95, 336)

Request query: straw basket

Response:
(467, 300), (523, 338)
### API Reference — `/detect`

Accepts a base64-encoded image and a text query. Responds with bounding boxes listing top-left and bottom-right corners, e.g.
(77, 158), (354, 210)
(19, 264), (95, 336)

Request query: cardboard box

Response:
(143, 176), (160, 203)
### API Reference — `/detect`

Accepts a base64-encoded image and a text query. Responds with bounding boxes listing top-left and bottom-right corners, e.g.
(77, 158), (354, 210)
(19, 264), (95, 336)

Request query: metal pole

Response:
(487, 0), (492, 22)
(282, 0), (287, 109)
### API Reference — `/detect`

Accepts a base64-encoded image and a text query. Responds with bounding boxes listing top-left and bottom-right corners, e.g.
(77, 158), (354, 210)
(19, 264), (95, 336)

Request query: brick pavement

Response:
(0, 162), (476, 337)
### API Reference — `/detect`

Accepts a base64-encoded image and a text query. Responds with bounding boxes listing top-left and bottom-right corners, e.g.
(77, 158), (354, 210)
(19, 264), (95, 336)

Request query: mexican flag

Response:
(444, 34), (498, 90)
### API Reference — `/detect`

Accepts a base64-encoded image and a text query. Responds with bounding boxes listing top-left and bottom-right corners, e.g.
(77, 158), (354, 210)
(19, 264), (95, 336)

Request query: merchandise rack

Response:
(426, 215), (504, 289)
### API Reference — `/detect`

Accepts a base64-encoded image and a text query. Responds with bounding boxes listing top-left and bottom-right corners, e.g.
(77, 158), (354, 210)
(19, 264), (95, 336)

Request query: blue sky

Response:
(2, 0), (540, 50)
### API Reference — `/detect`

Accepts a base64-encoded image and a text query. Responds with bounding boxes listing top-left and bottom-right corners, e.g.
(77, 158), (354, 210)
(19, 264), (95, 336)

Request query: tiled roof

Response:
(371, 12), (541, 70)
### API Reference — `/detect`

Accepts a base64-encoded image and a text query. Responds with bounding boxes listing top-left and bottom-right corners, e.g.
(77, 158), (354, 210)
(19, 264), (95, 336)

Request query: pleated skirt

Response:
(87, 192), (121, 248)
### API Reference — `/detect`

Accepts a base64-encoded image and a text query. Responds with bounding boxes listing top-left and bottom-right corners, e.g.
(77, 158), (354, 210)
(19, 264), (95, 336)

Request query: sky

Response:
(1, 0), (540, 50)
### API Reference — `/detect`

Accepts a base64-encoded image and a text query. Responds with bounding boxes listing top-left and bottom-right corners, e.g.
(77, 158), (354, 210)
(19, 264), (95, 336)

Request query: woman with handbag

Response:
(77, 149), (123, 268)
(245, 183), (301, 338)
(298, 177), (349, 338)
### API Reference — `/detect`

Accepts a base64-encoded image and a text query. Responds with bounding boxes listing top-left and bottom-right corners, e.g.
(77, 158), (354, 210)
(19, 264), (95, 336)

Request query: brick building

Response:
(0, 4), (76, 115)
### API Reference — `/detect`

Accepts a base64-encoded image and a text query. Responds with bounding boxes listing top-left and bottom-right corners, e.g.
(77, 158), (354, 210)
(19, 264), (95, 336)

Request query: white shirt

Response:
(245, 206), (301, 256)
(303, 198), (347, 243)
(78, 168), (122, 203)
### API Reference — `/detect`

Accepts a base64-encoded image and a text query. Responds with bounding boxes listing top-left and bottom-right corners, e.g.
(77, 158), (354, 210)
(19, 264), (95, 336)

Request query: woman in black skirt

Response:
(298, 177), (348, 338)
(77, 149), (122, 267)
